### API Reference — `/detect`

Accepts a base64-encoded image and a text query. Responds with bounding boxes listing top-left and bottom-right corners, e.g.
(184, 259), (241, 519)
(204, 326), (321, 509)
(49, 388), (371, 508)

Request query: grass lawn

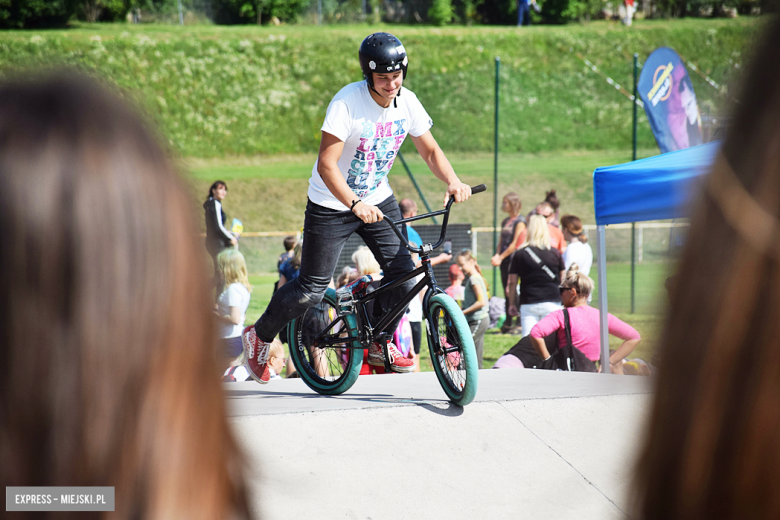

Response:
(2, 19), (756, 157)
(190, 148), (662, 238)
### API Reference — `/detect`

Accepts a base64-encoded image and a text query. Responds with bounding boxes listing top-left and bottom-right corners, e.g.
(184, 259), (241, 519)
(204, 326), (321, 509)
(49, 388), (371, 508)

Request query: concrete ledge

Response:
(225, 367), (652, 417)
(228, 370), (652, 519)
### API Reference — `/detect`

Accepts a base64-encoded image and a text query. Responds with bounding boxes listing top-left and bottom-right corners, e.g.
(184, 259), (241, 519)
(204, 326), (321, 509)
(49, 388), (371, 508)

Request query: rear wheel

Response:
(287, 288), (363, 395)
(426, 293), (479, 406)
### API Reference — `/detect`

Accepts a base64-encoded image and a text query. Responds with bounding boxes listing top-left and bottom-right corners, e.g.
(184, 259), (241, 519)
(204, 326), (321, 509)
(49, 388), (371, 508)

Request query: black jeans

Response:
(254, 195), (417, 343)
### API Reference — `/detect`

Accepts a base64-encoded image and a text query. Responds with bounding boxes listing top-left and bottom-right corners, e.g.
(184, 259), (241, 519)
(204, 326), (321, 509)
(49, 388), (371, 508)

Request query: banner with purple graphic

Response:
(638, 47), (703, 154)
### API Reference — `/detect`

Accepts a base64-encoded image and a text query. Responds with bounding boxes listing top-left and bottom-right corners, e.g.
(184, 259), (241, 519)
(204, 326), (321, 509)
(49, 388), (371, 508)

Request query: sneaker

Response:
(242, 325), (270, 384)
(367, 341), (415, 373)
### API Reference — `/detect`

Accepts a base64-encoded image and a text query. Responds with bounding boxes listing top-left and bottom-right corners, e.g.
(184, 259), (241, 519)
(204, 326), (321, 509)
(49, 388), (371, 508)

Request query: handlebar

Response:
(340, 184), (487, 256)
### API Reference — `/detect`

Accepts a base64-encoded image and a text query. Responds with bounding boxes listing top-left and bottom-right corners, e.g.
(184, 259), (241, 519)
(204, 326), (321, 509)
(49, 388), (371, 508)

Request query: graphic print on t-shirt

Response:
(347, 119), (407, 198)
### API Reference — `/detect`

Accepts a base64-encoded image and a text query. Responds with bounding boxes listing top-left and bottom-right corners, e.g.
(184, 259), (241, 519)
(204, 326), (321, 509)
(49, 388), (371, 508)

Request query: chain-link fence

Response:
(472, 221), (687, 315)
(233, 220), (685, 315)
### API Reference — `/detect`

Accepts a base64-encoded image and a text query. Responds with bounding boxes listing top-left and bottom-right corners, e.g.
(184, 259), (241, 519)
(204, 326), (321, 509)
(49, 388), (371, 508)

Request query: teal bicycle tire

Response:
(426, 293), (479, 406)
(287, 288), (363, 395)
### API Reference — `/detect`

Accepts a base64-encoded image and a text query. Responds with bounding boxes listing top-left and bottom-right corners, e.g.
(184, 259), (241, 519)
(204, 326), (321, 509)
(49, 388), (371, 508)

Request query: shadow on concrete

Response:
(415, 402), (464, 417)
(225, 388), (464, 415)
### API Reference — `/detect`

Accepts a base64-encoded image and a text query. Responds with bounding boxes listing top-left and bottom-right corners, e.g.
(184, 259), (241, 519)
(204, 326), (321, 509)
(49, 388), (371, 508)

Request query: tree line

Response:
(2, 0), (774, 29)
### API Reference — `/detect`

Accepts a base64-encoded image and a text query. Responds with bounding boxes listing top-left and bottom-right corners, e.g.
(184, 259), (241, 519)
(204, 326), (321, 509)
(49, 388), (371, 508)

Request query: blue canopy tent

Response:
(591, 141), (719, 370)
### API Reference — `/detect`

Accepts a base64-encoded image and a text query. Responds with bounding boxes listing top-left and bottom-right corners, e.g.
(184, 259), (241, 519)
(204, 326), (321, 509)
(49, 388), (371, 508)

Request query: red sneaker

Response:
(367, 341), (415, 373)
(242, 325), (270, 384)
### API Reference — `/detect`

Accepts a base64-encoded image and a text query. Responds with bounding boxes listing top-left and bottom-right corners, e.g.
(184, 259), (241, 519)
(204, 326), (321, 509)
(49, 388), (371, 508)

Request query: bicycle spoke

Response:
(432, 306), (466, 394)
(297, 301), (353, 383)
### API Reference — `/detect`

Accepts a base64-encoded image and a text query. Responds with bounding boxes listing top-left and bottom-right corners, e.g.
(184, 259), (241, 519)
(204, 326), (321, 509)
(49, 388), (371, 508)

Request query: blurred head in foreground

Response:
(0, 72), (250, 519)
(635, 18), (780, 520)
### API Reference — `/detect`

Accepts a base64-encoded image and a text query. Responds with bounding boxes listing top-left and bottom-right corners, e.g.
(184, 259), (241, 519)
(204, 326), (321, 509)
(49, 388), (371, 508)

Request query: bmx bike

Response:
(286, 184), (487, 406)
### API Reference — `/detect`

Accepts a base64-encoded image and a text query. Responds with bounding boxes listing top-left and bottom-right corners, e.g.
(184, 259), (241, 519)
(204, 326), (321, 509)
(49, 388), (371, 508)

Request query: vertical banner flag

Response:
(638, 47), (703, 154)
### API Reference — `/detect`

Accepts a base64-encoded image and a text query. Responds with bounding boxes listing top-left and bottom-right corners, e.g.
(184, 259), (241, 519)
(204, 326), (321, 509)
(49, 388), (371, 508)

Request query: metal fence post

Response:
(493, 57), (500, 296)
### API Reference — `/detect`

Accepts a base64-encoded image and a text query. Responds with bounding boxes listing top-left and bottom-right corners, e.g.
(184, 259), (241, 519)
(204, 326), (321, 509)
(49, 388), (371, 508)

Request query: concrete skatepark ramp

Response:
(227, 368), (652, 519)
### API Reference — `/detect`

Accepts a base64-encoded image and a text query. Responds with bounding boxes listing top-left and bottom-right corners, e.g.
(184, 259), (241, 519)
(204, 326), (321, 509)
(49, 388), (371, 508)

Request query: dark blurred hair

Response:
(560, 214), (588, 244)
(283, 235), (296, 251)
(544, 189), (559, 210)
(635, 18), (780, 520)
(399, 197), (417, 216)
(207, 180), (227, 202)
(0, 72), (250, 519)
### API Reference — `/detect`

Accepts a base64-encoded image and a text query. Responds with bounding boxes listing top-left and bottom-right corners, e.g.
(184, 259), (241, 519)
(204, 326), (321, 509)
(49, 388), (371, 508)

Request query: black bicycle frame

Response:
(313, 184), (487, 350)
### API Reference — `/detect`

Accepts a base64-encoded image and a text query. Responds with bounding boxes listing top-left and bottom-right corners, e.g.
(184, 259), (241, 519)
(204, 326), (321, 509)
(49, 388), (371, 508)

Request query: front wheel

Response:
(287, 288), (363, 395)
(426, 293), (479, 406)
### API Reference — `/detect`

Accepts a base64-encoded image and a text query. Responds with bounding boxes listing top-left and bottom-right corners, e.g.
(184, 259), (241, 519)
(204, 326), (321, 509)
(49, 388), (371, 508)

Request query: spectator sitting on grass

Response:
(528, 264), (640, 372)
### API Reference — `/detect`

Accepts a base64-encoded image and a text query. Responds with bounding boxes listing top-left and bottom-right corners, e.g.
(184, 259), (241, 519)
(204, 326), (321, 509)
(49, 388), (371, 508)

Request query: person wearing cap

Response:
(241, 32), (472, 381)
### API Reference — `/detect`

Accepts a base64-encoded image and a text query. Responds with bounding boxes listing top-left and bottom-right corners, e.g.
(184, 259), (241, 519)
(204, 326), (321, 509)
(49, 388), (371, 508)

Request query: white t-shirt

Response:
(308, 80), (433, 210)
(563, 240), (593, 276)
(216, 283), (251, 338)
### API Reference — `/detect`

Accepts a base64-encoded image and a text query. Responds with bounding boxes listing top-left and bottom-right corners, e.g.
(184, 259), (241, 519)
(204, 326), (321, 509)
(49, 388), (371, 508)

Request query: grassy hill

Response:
(0, 18), (761, 158)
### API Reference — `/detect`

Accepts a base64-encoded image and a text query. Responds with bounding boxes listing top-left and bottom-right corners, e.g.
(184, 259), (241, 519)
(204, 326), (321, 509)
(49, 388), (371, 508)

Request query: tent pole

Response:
(597, 225), (610, 373)
(630, 54), (638, 314)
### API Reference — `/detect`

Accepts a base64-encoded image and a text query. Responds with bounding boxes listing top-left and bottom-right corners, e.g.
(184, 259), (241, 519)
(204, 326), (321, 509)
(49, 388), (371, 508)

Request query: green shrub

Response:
(0, 0), (80, 28)
(80, 0), (130, 22)
(211, 0), (307, 24)
(428, 0), (453, 25)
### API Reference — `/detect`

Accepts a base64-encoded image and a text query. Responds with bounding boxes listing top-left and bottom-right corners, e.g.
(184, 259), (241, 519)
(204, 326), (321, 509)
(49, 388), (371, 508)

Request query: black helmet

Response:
(359, 33), (408, 89)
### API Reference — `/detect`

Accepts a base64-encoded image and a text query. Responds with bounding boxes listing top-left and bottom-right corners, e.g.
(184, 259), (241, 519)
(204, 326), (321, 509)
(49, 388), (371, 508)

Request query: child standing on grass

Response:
(456, 250), (489, 369)
(214, 249), (252, 365)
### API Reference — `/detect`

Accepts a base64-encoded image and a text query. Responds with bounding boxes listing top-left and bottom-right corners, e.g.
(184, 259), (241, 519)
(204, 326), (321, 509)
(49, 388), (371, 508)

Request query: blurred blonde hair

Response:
(217, 249), (253, 293)
(269, 338), (284, 359)
(524, 214), (551, 250)
(352, 246), (380, 275)
(561, 263), (594, 298)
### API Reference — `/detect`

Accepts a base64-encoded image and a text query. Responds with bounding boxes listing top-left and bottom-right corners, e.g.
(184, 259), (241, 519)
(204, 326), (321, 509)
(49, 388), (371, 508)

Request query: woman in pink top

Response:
(529, 264), (640, 373)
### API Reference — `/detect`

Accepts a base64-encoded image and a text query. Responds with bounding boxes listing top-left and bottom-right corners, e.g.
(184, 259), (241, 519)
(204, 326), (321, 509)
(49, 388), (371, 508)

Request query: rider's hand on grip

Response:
(352, 201), (384, 224)
(443, 181), (472, 207)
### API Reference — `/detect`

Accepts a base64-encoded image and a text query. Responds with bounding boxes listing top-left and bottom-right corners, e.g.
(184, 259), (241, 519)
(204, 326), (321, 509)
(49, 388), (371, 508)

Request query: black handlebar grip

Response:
(471, 184), (487, 194)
